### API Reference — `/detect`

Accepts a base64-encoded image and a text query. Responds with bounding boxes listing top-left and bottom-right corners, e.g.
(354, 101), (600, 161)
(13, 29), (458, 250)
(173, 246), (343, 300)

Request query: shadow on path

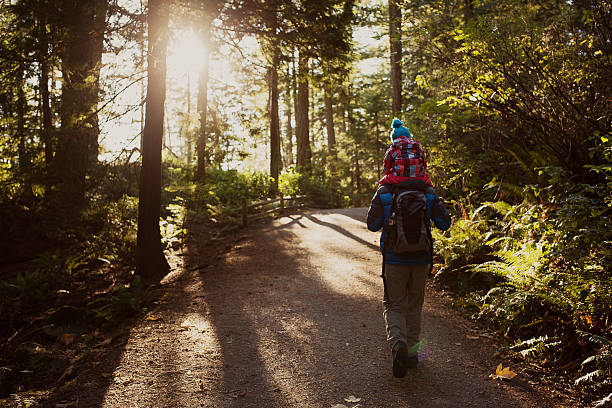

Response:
(302, 213), (380, 252)
(180, 209), (557, 408)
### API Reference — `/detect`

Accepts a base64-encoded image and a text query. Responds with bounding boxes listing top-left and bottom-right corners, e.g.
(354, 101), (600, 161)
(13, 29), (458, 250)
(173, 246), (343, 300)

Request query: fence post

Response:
(280, 196), (284, 215)
(242, 199), (248, 227)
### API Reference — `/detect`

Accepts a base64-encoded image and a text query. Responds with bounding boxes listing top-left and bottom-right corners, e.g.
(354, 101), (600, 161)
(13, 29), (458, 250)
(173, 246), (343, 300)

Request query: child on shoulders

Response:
(378, 118), (434, 193)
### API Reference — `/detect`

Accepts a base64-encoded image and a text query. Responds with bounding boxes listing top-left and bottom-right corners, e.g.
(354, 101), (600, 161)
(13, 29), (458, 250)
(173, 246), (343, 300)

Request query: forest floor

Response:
(18, 207), (582, 408)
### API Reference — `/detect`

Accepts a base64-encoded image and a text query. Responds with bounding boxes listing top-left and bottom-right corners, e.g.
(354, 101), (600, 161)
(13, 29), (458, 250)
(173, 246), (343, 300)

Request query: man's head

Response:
(390, 118), (412, 140)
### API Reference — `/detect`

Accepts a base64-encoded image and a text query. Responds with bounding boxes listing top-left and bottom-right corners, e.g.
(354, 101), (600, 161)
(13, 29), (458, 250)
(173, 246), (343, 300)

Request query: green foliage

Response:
(82, 194), (139, 261)
(575, 331), (612, 395)
(434, 173), (610, 400)
(87, 282), (144, 325)
(279, 169), (301, 197)
(472, 241), (547, 289)
(510, 335), (562, 358)
(476, 284), (565, 338)
(186, 168), (275, 223)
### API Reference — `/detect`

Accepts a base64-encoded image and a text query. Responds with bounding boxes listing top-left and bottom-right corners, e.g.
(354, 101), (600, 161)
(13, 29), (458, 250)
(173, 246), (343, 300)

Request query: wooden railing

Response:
(241, 195), (306, 227)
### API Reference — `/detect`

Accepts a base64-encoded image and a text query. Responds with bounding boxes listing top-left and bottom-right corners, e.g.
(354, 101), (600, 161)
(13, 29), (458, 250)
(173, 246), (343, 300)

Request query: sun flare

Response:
(167, 29), (206, 75)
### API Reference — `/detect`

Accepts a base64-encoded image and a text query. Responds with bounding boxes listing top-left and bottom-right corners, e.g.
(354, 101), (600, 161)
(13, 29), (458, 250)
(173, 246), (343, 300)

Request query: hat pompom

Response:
(391, 118), (403, 129)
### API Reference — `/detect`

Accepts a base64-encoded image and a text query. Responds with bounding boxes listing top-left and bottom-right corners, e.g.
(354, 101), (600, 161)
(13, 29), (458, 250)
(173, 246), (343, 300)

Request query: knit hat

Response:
(390, 118), (412, 140)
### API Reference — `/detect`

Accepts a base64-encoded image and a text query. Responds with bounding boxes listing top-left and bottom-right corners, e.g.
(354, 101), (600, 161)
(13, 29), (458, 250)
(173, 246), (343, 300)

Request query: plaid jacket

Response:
(379, 136), (433, 187)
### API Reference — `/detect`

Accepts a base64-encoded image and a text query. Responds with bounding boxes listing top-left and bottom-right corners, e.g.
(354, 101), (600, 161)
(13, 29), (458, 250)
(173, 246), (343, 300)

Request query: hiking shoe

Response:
(392, 342), (408, 378)
(406, 352), (418, 368)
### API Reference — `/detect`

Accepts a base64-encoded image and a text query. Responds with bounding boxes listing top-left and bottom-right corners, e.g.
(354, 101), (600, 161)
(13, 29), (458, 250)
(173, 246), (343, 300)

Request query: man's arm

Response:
(431, 196), (451, 231)
(367, 189), (384, 232)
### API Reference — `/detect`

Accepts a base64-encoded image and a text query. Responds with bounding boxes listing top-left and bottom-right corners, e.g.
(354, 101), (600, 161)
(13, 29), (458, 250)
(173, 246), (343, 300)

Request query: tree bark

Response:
(195, 24), (211, 182)
(136, 0), (170, 284)
(17, 66), (28, 174)
(284, 64), (294, 168)
(463, 0), (474, 25)
(54, 0), (108, 204)
(38, 0), (53, 165)
(210, 106), (222, 167)
(389, 0), (402, 116)
(324, 85), (336, 178)
(268, 57), (281, 193)
(186, 71), (192, 165)
(296, 49), (311, 173)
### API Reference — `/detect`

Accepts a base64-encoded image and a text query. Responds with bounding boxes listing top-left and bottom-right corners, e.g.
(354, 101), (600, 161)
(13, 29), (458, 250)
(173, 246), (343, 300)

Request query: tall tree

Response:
(283, 64), (294, 168)
(295, 48), (312, 172)
(194, 0), (222, 182)
(389, 0), (401, 115)
(263, 6), (281, 193)
(53, 0), (108, 205)
(323, 83), (336, 178)
(195, 18), (211, 182)
(136, 0), (170, 284)
(37, 0), (54, 165)
(267, 49), (281, 192)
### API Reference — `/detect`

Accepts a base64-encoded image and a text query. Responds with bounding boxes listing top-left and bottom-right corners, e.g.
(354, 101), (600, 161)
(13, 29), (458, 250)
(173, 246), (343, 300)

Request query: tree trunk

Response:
(210, 106), (222, 167)
(186, 71), (192, 165)
(54, 0), (108, 205)
(354, 155), (362, 200)
(195, 24), (210, 182)
(136, 0), (170, 284)
(346, 89), (361, 202)
(38, 0), (53, 165)
(292, 51), (299, 143)
(296, 49), (311, 173)
(284, 64), (294, 168)
(268, 47), (281, 194)
(463, 0), (474, 25)
(324, 85), (336, 178)
(389, 0), (402, 116)
(140, 0), (146, 153)
(17, 66), (28, 174)
(374, 110), (381, 180)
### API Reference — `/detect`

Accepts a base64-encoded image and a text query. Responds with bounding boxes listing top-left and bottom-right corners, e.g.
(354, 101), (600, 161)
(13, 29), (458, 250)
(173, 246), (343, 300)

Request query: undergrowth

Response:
(432, 168), (611, 404)
(0, 159), (330, 398)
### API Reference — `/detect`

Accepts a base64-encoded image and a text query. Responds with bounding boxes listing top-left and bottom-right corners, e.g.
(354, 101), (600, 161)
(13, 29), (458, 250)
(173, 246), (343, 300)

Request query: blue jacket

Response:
(366, 181), (451, 265)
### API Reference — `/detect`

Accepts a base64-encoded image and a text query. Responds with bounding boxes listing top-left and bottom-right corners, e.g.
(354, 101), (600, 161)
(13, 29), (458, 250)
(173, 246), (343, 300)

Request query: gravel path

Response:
(73, 207), (577, 408)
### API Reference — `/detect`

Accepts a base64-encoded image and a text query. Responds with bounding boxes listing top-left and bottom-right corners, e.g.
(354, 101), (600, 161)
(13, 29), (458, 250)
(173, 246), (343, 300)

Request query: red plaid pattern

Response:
(379, 136), (433, 187)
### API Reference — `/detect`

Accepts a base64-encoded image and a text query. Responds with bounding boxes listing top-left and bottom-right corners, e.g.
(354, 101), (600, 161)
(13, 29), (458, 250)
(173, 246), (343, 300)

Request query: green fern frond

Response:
(575, 369), (603, 385)
(578, 331), (612, 347)
(511, 335), (550, 349)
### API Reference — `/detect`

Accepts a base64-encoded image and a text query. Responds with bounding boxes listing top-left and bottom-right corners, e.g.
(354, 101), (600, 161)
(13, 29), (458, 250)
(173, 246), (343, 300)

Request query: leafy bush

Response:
(83, 194), (139, 261)
(433, 172), (611, 402)
(575, 331), (612, 398)
(186, 168), (276, 223)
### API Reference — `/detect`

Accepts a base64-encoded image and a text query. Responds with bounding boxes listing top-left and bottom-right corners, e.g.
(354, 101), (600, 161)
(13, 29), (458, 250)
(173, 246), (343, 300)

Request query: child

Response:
(378, 118), (433, 190)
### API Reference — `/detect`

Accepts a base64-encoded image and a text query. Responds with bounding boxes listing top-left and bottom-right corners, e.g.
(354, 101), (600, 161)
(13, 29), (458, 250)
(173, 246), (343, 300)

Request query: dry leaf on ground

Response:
(61, 334), (74, 346)
(490, 363), (517, 380)
(344, 395), (361, 403)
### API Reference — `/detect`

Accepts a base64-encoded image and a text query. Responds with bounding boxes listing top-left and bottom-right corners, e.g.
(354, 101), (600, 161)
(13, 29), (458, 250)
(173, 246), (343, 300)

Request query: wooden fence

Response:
(241, 196), (306, 227)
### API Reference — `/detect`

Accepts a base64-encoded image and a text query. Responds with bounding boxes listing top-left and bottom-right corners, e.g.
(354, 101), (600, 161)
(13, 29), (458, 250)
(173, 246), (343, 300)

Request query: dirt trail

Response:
(71, 208), (576, 408)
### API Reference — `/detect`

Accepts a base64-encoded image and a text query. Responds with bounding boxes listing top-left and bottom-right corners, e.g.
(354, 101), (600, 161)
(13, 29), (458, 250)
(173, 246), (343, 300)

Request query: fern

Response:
(471, 240), (546, 288)
(593, 393), (612, 408)
(510, 335), (562, 357)
(574, 331), (612, 395)
(575, 369), (604, 386)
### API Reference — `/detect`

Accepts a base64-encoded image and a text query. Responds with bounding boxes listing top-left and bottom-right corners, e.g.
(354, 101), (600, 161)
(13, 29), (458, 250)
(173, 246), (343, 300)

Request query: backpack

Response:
(386, 189), (432, 257)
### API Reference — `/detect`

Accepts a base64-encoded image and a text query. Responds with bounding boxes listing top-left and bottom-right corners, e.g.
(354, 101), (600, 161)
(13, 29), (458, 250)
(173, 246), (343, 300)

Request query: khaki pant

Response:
(382, 264), (429, 351)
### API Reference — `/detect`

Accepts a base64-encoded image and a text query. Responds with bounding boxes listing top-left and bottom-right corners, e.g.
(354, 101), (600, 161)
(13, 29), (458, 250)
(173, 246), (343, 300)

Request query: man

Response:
(366, 179), (451, 378)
